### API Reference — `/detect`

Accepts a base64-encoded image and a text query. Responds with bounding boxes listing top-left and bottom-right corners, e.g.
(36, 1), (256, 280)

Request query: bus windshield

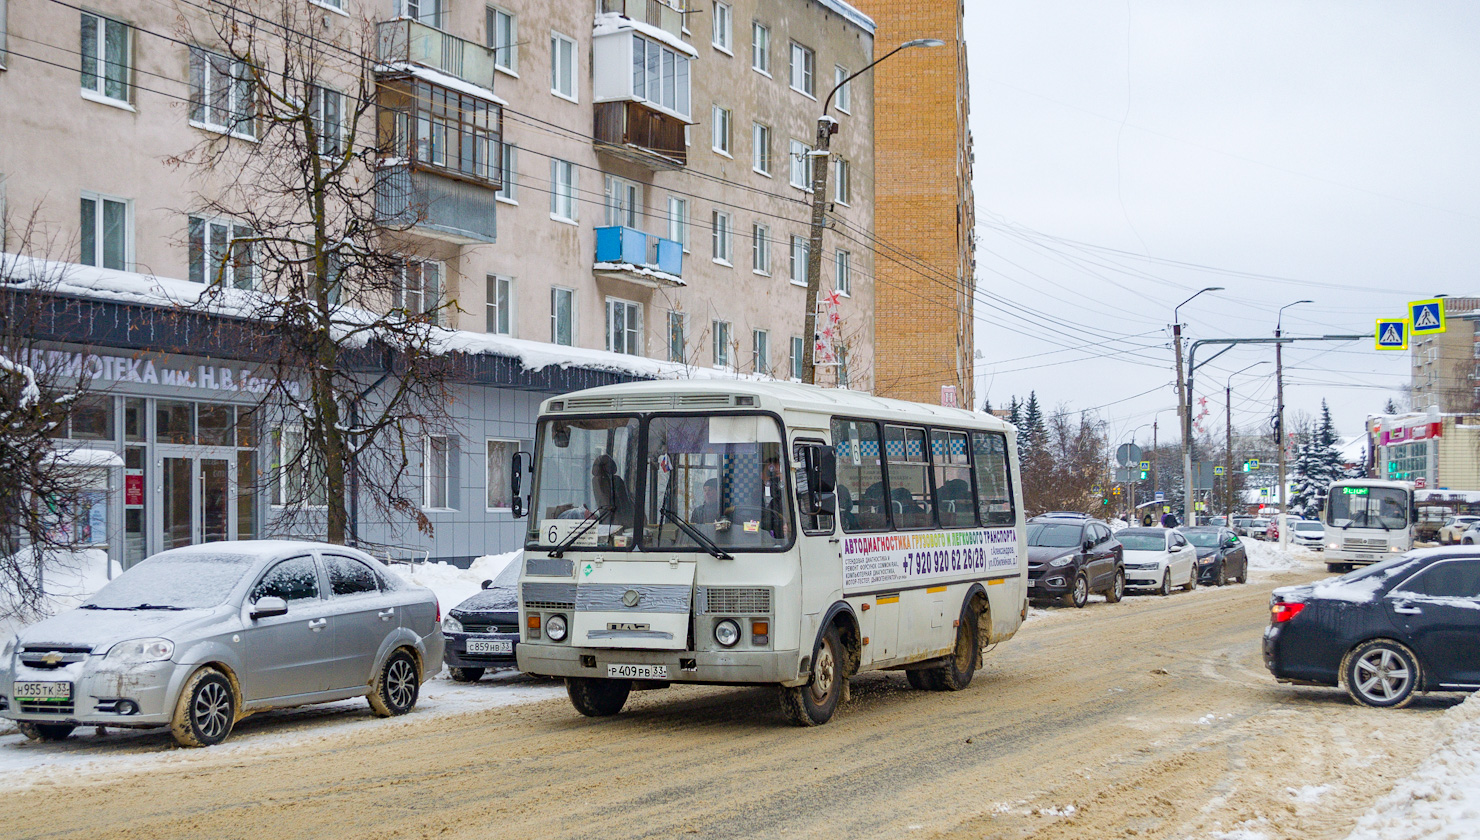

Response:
(527, 416), (640, 550)
(643, 414), (792, 550)
(1326, 486), (1410, 530)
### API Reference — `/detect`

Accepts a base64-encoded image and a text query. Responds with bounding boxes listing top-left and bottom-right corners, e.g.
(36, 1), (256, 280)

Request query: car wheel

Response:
(368, 648), (421, 717)
(780, 624), (845, 726)
(566, 677), (632, 717)
(905, 668), (939, 690)
(170, 667), (236, 748)
(1184, 563), (1198, 592)
(1158, 570), (1172, 597)
(929, 601), (981, 691)
(1343, 640), (1421, 709)
(449, 667), (485, 683)
(1215, 563), (1228, 587)
(1064, 573), (1090, 609)
(16, 721), (75, 742)
(1103, 569), (1125, 604)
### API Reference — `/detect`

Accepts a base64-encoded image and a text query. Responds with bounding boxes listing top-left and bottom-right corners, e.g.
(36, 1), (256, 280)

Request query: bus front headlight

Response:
(545, 614), (568, 642)
(1327, 542), (1339, 550)
(714, 619), (741, 648)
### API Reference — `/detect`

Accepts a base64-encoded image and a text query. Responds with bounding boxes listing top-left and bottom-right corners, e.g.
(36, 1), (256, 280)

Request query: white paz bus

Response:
(510, 380), (1027, 725)
(1322, 479), (1416, 572)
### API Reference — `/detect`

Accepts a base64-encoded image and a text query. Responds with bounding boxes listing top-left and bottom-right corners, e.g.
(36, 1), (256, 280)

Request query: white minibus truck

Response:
(1322, 479), (1416, 572)
(511, 380), (1027, 725)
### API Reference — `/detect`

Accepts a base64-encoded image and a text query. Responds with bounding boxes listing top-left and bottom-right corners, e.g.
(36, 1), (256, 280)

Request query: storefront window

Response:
(198, 404), (233, 446)
(157, 400), (195, 445)
(124, 397), (146, 441)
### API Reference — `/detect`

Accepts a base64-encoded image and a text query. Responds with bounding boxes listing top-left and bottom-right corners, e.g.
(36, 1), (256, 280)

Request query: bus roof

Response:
(539, 379), (1014, 433)
(1330, 479), (1414, 491)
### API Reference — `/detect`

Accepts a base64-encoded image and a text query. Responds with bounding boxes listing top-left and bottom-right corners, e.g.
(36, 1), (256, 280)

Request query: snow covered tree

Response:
(1289, 401), (1343, 517)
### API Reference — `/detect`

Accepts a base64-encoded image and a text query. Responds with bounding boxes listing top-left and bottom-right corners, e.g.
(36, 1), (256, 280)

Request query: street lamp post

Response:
(1224, 361), (1269, 521)
(1275, 299), (1312, 549)
(1174, 287), (1223, 526)
(801, 38), (944, 385)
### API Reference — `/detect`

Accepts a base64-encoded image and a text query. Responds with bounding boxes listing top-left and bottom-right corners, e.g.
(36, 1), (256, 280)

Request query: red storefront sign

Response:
(125, 473), (144, 506)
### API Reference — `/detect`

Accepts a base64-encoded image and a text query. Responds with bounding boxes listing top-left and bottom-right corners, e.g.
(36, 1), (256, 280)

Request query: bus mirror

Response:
(804, 446), (836, 493)
(818, 492), (836, 516)
(511, 451), (533, 518)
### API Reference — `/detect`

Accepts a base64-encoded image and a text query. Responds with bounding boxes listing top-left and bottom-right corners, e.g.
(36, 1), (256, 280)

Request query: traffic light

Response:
(1139, 470), (1148, 480)
(1102, 497), (1110, 505)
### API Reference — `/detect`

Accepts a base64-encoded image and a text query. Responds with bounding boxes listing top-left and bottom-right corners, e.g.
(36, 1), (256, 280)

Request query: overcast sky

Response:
(964, 1), (1480, 450)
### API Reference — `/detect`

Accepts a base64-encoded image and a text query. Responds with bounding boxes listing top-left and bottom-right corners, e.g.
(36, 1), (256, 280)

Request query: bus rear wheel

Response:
(929, 602), (980, 691)
(780, 625), (844, 726)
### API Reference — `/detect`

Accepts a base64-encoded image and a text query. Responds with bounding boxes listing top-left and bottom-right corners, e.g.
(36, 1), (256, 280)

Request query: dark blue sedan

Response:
(441, 559), (522, 682)
(1265, 547), (1480, 708)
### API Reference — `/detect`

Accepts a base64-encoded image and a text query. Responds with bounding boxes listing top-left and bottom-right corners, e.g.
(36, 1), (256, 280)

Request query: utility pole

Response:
(801, 38), (943, 385)
(1225, 362), (1268, 523)
(1274, 300), (1311, 549)
(1151, 419), (1158, 519)
(1174, 287), (1222, 527)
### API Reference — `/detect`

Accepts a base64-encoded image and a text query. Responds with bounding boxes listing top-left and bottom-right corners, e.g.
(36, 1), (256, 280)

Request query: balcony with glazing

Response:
(592, 2), (695, 170)
(376, 17), (499, 93)
(594, 226), (684, 287)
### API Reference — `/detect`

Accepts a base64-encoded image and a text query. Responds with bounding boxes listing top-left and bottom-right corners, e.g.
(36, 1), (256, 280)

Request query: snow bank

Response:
(1346, 692), (1480, 840)
(0, 549), (119, 639)
(386, 550), (520, 611)
(1241, 538), (1305, 571)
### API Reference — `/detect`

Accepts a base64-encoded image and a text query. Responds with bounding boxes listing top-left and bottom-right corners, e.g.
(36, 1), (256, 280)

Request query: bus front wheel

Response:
(567, 678), (631, 717)
(780, 625), (845, 726)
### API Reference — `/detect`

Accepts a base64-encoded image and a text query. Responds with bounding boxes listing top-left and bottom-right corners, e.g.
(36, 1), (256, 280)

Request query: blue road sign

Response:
(1410, 299), (1446, 335)
(1375, 319), (1408, 350)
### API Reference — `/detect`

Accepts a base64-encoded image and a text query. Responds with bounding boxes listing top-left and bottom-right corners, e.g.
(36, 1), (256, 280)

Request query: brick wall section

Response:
(851, 0), (975, 407)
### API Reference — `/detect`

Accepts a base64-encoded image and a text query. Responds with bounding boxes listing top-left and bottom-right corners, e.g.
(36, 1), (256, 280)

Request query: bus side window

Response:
(932, 429), (975, 528)
(971, 431), (1015, 527)
(830, 417), (888, 532)
(884, 424), (933, 530)
(793, 440), (835, 535)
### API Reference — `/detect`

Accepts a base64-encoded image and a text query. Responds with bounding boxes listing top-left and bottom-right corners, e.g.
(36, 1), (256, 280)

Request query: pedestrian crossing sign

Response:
(1409, 299), (1445, 336)
(1214, 466), (1225, 476)
(1375, 319), (1408, 350)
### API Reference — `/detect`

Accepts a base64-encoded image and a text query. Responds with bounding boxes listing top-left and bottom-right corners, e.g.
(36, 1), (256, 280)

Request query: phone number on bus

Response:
(842, 528), (1020, 592)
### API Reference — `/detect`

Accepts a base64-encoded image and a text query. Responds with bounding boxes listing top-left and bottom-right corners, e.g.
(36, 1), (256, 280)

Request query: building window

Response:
(81, 193), (130, 271)
(496, 143), (518, 202)
(309, 85), (342, 156)
(424, 435), (450, 509)
(752, 223), (771, 275)
(752, 122), (772, 175)
(838, 345), (849, 389)
(607, 297), (643, 355)
(188, 216), (254, 288)
(668, 196), (688, 250)
(834, 65), (851, 113)
(712, 2), (732, 52)
(835, 249), (851, 296)
(550, 158), (577, 222)
(381, 78), (501, 185)
(791, 336), (804, 380)
(486, 274), (512, 335)
(272, 426), (327, 507)
(80, 12), (130, 104)
(487, 6), (517, 74)
(189, 47), (255, 139)
(394, 260), (442, 323)
(403, 0), (443, 28)
(833, 157), (851, 205)
(752, 329), (769, 374)
(667, 310), (687, 362)
(789, 235), (809, 286)
(550, 32), (577, 101)
(789, 42), (814, 97)
(632, 34), (692, 119)
(604, 175), (640, 228)
(713, 319), (731, 368)
(551, 286), (574, 345)
(486, 438), (524, 509)
(789, 139), (812, 189)
(711, 210), (733, 265)
(712, 105), (731, 156)
(751, 21), (770, 75)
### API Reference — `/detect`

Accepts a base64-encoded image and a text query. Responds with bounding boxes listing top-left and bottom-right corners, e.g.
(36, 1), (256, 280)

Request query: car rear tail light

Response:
(435, 599), (441, 624)
(1271, 602), (1306, 624)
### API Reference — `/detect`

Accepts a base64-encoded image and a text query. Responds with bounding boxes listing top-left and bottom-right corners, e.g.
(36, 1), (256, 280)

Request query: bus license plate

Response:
(607, 663), (668, 680)
(466, 639), (512, 655)
(15, 681), (72, 701)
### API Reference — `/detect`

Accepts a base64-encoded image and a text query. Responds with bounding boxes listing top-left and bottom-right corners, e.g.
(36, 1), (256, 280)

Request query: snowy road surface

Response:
(0, 546), (1469, 840)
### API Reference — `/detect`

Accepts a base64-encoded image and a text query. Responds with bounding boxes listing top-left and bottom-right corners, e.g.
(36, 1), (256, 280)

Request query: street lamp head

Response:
(901, 38), (947, 48)
(1173, 286), (1225, 325)
(1276, 299), (1314, 332)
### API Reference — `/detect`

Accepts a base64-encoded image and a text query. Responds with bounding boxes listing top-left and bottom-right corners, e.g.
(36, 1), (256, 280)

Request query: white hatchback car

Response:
(1290, 520), (1326, 549)
(1117, 528), (1198, 595)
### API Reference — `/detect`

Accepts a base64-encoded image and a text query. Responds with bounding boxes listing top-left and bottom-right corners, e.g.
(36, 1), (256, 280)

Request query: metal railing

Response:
(597, 0), (685, 40)
(595, 225), (683, 277)
(376, 18), (497, 91)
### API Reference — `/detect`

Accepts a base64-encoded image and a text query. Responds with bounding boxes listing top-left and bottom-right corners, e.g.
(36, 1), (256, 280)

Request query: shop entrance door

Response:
(160, 455), (236, 550)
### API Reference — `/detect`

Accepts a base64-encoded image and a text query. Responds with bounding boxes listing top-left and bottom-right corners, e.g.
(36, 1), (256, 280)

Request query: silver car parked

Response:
(0, 541), (443, 747)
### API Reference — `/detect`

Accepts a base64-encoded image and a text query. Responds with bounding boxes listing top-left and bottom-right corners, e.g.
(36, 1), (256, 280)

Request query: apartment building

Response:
(849, 0), (973, 408)
(1409, 298), (1480, 413)
(0, 0), (876, 566)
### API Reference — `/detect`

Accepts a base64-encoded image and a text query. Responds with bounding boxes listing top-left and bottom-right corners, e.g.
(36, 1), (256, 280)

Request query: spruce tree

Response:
(1290, 401), (1343, 516)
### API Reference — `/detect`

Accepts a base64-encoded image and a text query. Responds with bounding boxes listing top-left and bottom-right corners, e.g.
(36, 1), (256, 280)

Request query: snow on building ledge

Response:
(593, 12), (699, 58)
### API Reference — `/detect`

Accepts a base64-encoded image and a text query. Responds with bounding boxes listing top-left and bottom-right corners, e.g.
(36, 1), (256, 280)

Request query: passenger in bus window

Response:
(691, 478), (723, 523)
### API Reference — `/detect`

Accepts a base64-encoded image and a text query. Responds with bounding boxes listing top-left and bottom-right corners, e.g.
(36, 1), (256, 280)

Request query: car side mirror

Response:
(510, 450), (533, 519)
(251, 596), (288, 620)
(1084, 539), (1095, 552)
(481, 579), (494, 590)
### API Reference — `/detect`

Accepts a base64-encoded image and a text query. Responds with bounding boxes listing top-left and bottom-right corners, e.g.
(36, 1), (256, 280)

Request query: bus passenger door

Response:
(793, 437), (842, 655)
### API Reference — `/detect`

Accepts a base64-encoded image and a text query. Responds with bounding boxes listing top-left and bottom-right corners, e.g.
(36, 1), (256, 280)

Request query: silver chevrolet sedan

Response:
(0, 541), (443, 747)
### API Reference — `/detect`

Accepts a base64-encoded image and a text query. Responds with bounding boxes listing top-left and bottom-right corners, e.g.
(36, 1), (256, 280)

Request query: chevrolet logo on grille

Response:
(41, 652), (63, 666)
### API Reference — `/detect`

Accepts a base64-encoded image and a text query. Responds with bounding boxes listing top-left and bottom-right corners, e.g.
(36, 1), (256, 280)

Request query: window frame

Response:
(834, 65), (851, 113)
(752, 222), (771, 276)
(789, 138), (812, 190)
(752, 122), (772, 176)
(789, 42), (815, 98)
(712, 105), (732, 157)
(80, 191), (132, 271)
(485, 437), (527, 510)
(752, 328), (769, 374)
(496, 142), (518, 203)
(187, 214), (254, 289)
(486, 274), (513, 335)
(790, 336), (804, 380)
(834, 248), (852, 297)
(603, 174), (641, 228)
(309, 84), (343, 157)
(424, 434), (451, 510)
(711, 209), (733, 266)
(550, 286), (575, 346)
(833, 156), (851, 205)
(393, 259), (443, 323)
(667, 309), (687, 363)
(667, 196), (689, 251)
(549, 157), (577, 223)
(188, 46), (256, 140)
(751, 20), (771, 76)
(606, 296), (644, 356)
(80, 11), (131, 105)
(788, 235), (809, 287)
(487, 5), (518, 75)
(550, 31), (577, 102)
(712, 319), (731, 369)
(711, 1), (732, 54)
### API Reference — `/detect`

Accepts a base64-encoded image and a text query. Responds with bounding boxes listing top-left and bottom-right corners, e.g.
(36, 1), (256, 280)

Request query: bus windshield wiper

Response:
(549, 505), (614, 558)
(660, 507), (733, 560)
